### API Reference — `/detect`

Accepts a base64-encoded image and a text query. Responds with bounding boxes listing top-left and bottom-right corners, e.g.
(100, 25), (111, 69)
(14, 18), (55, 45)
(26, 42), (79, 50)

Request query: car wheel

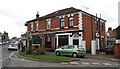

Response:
(56, 51), (60, 56)
(72, 53), (78, 58)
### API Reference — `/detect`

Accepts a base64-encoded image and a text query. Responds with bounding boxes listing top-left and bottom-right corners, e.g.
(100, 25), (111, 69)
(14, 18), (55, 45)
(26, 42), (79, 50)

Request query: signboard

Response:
(44, 34), (55, 36)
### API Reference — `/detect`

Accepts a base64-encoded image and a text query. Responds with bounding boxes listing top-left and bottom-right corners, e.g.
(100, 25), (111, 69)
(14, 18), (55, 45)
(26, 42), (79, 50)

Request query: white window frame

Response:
(35, 21), (39, 31)
(60, 18), (64, 28)
(46, 19), (51, 29)
(69, 16), (73, 27)
(30, 22), (33, 31)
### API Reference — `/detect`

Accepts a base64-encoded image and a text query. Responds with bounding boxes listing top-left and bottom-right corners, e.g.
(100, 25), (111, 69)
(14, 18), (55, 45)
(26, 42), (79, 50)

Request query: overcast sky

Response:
(0, 0), (119, 38)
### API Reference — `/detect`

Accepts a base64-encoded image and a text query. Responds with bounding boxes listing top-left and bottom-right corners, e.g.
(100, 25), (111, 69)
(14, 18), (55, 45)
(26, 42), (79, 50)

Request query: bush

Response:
(26, 47), (33, 54)
(32, 47), (46, 55)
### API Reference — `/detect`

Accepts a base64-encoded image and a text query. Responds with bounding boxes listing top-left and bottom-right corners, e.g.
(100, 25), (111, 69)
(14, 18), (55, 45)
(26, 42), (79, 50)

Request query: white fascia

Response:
(56, 33), (72, 36)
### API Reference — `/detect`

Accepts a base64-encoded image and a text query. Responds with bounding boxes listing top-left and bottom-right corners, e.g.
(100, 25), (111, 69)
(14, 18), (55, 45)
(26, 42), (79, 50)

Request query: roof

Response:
(25, 7), (106, 24)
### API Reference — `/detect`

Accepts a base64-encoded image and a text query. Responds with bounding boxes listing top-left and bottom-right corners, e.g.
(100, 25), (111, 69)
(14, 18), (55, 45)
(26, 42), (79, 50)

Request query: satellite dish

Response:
(82, 6), (89, 10)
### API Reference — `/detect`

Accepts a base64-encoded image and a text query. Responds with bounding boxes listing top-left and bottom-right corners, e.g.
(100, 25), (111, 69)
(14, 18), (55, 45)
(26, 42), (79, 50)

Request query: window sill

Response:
(60, 27), (64, 29)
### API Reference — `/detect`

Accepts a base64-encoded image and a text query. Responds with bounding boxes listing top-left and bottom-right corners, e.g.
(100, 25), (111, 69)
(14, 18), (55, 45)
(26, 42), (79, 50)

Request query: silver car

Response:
(55, 45), (86, 58)
(8, 44), (18, 51)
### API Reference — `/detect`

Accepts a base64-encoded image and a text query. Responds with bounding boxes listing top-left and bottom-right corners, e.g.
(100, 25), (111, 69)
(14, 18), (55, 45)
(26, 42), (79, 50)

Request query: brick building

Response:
(25, 7), (106, 52)
(106, 27), (116, 45)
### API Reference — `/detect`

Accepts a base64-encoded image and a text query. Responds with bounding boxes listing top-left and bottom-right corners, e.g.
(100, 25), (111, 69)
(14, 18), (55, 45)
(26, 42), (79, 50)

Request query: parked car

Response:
(55, 45), (86, 58)
(105, 45), (114, 54)
(8, 44), (18, 51)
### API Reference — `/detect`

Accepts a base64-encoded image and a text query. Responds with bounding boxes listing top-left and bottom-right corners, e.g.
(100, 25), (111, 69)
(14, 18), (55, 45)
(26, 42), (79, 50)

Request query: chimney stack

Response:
(36, 11), (39, 19)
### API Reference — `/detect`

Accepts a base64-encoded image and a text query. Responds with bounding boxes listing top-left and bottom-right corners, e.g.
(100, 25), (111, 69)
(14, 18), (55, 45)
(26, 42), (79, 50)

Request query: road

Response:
(0, 44), (119, 68)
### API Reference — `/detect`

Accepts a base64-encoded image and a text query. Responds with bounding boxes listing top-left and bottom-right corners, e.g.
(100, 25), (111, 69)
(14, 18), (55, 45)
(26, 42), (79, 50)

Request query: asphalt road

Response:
(0, 44), (119, 68)
(0, 46), (2, 69)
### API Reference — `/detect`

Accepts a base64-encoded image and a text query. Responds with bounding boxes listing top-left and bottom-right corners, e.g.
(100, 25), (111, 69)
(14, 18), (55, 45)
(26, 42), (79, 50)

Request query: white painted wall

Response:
(91, 40), (96, 55)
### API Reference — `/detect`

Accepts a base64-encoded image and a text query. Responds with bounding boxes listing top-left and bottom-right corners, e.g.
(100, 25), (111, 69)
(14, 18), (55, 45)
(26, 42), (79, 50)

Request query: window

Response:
(95, 18), (99, 30)
(60, 18), (64, 28)
(69, 16), (73, 27)
(35, 21), (39, 31)
(30, 22), (33, 31)
(46, 19), (51, 29)
(58, 35), (68, 46)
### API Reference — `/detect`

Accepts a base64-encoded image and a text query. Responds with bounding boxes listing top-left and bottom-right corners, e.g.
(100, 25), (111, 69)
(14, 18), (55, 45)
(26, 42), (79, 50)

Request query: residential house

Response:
(25, 7), (106, 52)
(0, 32), (2, 43)
(106, 27), (116, 45)
(2, 31), (9, 43)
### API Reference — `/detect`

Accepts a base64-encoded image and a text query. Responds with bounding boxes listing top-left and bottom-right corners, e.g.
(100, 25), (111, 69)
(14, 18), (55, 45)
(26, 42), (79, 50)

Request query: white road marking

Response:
(1, 60), (3, 62)
(92, 62), (100, 65)
(9, 52), (14, 58)
(10, 57), (33, 62)
(70, 62), (79, 65)
(60, 62), (69, 64)
(1, 52), (15, 62)
(81, 62), (90, 65)
(103, 63), (112, 65)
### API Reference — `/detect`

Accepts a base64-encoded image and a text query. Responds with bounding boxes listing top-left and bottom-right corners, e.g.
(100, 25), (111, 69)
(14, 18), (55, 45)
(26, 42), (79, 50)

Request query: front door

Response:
(73, 39), (79, 45)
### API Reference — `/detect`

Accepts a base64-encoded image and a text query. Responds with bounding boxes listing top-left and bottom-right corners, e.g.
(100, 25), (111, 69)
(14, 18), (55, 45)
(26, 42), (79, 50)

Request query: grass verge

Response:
(18, 52), (78, 62)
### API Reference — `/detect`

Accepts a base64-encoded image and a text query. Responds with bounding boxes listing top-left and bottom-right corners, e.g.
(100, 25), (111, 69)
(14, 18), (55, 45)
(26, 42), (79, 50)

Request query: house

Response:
(106, 27), (116, 45)
(25, 7), (106, 52)
(2, 31), (9, 43)
(0, 32), (2, 42)
(116, 26), (120, 39)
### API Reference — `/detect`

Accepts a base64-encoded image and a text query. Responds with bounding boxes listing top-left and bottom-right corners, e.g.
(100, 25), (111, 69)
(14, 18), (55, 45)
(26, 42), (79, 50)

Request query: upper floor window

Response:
(35, 21), (39, 31)
(30, 22), (33, 31)
(46, 19), (51, 29)
(68, 16), (73, 28)
(95, 18), (99, 30)
(60, 17), (64, 29)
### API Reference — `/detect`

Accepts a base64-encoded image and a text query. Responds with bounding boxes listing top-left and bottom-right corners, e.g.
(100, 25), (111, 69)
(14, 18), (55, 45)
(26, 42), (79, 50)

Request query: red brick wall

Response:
(82, 13), (106, 52)
(33, 22), (36, 31)
(39, 20), (46, 30)
(51, 17), (60, 28)
(26, 13), (106, 51)
(51, 37), (55, 49)
(64, 16), (69, 27)
(73, 13), (79, 26)
(27, 22), (31, 31)
(82, 14), (93, 52)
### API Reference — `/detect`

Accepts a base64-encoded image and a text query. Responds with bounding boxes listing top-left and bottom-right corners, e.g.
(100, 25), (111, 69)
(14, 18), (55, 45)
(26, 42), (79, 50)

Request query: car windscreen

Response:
(77, 45), (83, 49)
(11, 44), (16, 47)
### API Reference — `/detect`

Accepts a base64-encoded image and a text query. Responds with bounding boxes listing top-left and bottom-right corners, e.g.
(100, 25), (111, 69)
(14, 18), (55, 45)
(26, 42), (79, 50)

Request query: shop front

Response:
(56, 31), (83, 48)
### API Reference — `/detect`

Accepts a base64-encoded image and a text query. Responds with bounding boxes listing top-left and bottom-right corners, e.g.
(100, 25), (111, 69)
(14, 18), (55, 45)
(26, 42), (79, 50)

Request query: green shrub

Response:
(32, 47), (46, 55)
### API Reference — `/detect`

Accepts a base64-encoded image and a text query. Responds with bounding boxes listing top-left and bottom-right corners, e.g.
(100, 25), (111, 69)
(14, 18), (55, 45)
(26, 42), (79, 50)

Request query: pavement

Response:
(18, 51), (120, 62)
(85, 52), (120, 62)
(47, 51), (120, 62)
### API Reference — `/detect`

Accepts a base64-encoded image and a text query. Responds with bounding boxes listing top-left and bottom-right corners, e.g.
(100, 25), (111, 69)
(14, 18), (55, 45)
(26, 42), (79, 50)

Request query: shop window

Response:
(46, 37), (51, 42)
(32, 35), (41, 44)
(45, 36), (52, 48)
(58, 35), (68, 46)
